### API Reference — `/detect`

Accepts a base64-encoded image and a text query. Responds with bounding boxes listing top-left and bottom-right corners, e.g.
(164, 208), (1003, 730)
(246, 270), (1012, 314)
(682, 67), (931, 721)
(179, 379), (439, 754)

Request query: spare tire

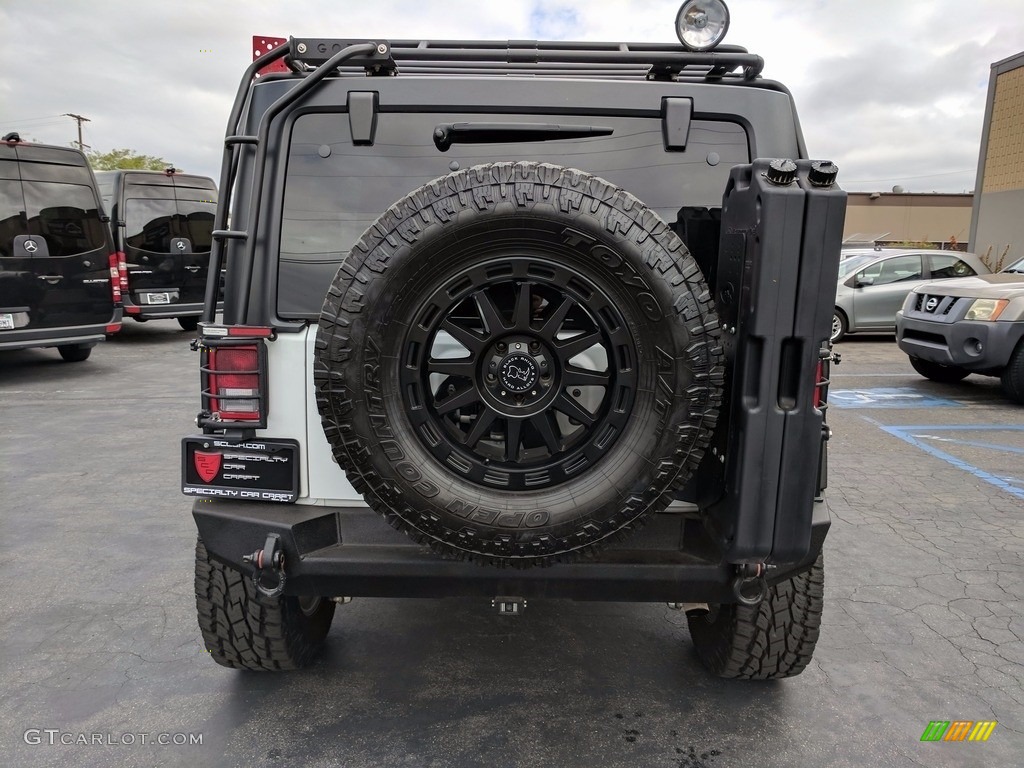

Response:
(315, 162), (723, 566)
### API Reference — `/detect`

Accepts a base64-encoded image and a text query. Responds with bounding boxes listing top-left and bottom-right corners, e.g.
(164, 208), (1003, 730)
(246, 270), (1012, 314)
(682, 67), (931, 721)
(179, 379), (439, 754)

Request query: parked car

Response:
(896, 256), (1024, 401)
(0, 133), (120, 362)
(181, 1), (848, 680)
(832, 248), (989, 342)
(94, 169), (218, 332)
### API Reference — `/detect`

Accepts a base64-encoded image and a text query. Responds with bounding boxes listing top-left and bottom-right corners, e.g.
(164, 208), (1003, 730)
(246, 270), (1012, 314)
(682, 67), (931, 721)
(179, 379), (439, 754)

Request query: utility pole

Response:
(64, 113), (91, 151)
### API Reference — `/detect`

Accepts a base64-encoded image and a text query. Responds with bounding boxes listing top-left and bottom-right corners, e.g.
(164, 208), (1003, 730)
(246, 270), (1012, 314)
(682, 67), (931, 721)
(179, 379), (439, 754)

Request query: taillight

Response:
(116, 251), (128, 291)
(210, 347), (260, 420)
(198, 327), (271, 429)
(108, 253), (122, 305)
(202, 342), (266, 425)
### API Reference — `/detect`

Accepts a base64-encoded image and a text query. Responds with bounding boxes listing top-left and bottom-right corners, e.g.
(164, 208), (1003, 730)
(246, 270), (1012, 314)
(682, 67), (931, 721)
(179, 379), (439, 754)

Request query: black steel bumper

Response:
(193, 500), (829, 602)
(0, 313), (119, 352)
(896, 314), (1024, 371)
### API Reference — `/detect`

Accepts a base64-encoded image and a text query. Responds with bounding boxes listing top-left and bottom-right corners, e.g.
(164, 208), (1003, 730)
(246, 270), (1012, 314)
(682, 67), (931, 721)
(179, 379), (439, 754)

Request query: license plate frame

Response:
(143, 292), (171, 305)
(181, 437), (299, 503)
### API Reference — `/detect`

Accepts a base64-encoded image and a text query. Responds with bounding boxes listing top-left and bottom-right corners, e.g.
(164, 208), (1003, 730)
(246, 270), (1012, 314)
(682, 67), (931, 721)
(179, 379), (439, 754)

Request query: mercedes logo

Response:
(175, 241), (186, 251)
(24, 239), (38, 253)
(924, 297), (940, 312)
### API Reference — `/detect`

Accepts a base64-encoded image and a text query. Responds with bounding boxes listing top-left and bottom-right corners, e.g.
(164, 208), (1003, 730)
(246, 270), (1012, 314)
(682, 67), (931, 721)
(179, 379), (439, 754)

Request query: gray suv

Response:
(896, 256), (1024, 401)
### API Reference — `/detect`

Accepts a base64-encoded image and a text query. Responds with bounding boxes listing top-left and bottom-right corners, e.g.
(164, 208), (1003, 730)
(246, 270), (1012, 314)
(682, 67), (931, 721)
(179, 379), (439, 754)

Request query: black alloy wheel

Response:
(400, 259), (636, 491)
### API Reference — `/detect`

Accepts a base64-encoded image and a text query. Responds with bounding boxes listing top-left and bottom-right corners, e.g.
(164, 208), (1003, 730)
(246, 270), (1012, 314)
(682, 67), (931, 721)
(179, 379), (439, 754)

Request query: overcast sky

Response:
(2, 0), (1021, 193)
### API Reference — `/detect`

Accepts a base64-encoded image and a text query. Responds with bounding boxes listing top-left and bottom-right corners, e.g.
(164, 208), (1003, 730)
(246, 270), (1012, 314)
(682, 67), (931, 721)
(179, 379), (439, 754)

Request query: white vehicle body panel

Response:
(259, 326), (365, 506)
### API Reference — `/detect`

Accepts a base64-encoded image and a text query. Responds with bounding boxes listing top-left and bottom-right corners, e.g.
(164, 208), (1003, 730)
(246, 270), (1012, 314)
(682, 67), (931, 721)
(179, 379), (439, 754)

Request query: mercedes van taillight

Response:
(115, 251), (128, 292)
(108, 252), (122, 305)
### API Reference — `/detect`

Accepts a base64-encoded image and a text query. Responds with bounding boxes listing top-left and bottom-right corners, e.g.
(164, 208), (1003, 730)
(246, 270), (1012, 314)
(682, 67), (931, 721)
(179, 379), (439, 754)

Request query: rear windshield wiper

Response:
(433, 122), (613, 151)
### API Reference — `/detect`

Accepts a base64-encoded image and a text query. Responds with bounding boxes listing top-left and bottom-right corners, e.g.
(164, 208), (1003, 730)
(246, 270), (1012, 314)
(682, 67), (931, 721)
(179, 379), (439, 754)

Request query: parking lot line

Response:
(868, 421), (1024, 500)
(830, 387), (962, 408)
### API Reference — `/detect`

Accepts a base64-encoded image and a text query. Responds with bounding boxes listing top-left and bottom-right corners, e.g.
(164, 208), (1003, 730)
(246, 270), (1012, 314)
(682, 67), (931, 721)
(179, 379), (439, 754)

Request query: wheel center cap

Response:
(499, 353), (539, 393)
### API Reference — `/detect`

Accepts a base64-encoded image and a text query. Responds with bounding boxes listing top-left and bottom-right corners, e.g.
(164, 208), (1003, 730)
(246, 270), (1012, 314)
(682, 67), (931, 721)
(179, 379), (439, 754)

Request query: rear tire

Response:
(194, 539), (335, 670)
(177, 316), (199, 332)
(909, 355), (970, 383)
(57, 343), (92, 362)
(1000, 342), (1024, 404)
(688, 552), (824, 679)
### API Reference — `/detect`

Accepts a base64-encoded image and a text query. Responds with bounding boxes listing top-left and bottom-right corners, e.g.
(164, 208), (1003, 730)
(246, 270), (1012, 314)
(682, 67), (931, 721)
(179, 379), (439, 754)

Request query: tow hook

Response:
(731, 563), (776, 606)
(242, 533), (287, 598)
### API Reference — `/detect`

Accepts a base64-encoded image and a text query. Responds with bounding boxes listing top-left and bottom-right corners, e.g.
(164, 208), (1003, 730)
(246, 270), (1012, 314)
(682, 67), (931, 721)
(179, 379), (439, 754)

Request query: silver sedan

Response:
(832, 249), (990, 342)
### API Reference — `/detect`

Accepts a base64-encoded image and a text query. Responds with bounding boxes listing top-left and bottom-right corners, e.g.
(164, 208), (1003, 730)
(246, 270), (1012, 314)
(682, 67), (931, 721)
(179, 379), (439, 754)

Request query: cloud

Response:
(529, 5), (581, 39)
(1, 0), (1022, 193)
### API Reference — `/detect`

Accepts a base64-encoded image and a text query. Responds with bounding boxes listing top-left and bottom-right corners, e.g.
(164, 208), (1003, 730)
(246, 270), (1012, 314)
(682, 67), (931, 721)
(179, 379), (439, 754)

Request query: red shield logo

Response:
(194, 451), (222, 483)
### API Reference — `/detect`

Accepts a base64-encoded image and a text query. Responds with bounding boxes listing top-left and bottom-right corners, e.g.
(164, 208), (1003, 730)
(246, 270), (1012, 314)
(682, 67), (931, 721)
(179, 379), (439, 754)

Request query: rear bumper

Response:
(896, 314), (1024, 371)
(124, 298), (208, 320)
(193, 500), (829, 602)
(0, 312), (119, 352)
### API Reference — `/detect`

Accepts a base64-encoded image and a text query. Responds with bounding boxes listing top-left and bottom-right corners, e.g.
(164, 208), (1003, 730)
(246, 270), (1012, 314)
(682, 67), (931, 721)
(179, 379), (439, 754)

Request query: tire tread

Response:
(688, 553), (824, 680)
(194, 539), (334, 670)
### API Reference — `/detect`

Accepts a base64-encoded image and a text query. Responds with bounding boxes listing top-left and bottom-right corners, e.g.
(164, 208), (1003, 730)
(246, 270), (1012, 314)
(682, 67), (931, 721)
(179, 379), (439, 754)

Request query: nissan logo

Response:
(924, 297), (940, 312)
(24, 239), (38, 253)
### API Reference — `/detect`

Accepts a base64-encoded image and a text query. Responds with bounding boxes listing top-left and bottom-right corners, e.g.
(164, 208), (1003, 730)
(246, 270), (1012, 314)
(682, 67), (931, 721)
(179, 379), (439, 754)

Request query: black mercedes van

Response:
(95, 170), (218, 331)
(0, 133), (121, 362)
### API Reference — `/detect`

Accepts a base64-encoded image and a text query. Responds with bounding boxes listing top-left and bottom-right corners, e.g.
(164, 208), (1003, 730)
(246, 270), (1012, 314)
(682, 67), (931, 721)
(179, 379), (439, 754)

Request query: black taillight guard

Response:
(198, 336), (269, 431)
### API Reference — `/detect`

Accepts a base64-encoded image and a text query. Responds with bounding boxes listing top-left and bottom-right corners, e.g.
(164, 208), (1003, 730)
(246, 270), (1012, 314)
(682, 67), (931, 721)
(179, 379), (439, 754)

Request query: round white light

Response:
(675, 0), (730, 51)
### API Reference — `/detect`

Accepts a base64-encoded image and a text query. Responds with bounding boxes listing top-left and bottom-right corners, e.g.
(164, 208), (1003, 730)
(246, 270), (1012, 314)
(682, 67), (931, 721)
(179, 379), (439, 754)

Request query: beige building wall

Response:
(971, 52), (1024, 265)
(843, 193), (972, 247)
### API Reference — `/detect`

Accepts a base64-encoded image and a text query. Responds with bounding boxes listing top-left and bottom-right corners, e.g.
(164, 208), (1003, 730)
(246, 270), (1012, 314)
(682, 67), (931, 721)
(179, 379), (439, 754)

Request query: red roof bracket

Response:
(253, 36), (289, 77)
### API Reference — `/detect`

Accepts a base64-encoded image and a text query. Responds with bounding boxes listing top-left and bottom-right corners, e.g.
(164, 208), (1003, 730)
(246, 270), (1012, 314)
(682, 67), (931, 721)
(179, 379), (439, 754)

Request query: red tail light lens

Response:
(116, 251), (128, 291)
(107, 253), (122, 305)
(209, 346), (261, 421)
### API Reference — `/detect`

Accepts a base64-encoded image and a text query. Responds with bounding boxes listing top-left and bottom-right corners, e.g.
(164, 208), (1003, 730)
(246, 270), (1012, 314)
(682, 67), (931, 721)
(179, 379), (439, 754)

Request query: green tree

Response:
(86, 148), (173, 171)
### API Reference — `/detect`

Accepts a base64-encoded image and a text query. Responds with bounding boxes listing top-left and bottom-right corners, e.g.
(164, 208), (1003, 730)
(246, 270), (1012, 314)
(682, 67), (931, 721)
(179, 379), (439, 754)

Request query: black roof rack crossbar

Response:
(289, 38), (764, 81)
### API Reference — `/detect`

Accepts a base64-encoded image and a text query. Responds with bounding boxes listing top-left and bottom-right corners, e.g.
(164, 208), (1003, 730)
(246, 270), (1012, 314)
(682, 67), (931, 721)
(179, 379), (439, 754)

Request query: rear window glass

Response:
(123, 182), (217, 253)
(174, 197), (216, 253)
(278, 112), (749, 318)
(1, 180), (107, 258)
(0, 179), (23, 257)
(95, 174), (114, 213)
(125, 198), (178, 252)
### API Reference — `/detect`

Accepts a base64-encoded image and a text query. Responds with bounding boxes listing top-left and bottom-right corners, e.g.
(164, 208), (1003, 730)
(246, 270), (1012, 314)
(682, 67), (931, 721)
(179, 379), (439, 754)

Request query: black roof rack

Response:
(284, 38), (764, 81)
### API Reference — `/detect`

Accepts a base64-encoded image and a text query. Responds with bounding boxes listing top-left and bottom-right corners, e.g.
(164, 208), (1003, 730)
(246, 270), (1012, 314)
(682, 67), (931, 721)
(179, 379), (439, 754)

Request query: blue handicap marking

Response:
(829, 387), (962, 409)
(877, 425), (1024, 500)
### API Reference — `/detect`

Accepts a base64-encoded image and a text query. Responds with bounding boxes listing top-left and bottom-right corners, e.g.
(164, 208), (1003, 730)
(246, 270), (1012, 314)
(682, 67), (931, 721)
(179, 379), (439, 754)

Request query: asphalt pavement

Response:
(1, 323), (1021, 768)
